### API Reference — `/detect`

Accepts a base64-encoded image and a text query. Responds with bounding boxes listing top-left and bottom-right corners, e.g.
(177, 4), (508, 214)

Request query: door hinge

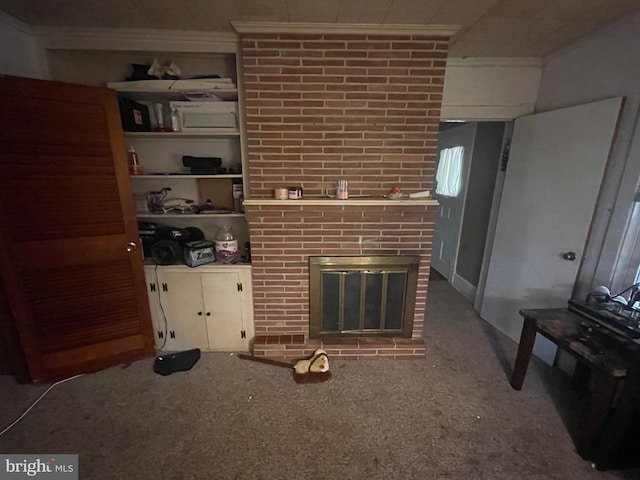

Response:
(162, 283), (168, 292)
(150, 283), (156, 292)
(170, 330), (176, 339)
(500, 142), (511, 172)
(237, 282), (243, 292)
(241, 330), (246, 339)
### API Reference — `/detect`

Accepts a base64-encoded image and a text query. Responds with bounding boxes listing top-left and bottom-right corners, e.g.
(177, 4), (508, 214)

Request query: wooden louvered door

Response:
(0, 75), (155, 382)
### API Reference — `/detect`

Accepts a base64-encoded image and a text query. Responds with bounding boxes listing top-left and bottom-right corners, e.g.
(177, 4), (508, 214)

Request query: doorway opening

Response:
(431, 121), (512, 310)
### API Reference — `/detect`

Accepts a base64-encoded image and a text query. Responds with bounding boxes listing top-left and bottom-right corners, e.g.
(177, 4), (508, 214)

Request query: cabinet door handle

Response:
(197, 311), (203, 316)
(206, 312), (211, 316)
(125, 241), (137, 253)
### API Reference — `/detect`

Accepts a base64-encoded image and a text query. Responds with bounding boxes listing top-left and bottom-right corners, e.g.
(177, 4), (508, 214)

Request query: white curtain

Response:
(435, 146), (464, 197)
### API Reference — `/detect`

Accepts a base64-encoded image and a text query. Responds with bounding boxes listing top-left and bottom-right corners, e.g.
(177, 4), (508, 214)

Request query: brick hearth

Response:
(253, 335), (425, 360)
(236, 26), (449, 359)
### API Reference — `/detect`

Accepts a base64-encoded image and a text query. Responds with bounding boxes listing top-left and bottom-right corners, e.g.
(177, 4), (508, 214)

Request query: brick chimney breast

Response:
(235, 24), (451, 359)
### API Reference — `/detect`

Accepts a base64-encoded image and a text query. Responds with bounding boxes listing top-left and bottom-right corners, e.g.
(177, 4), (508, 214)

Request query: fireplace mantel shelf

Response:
(243, 198), (439, 206)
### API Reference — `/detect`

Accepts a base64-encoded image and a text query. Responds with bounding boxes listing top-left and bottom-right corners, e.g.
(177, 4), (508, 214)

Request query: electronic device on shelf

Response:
(568, 298), (640, 339)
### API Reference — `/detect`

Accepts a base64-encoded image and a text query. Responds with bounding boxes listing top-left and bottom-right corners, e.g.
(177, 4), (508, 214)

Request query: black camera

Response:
(138, 222), (205, 265)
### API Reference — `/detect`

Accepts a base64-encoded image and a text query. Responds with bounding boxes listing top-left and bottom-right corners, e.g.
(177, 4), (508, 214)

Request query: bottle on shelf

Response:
(152, 102), (170, 132)
(170, 107), (181, 132)
(215, 224), (239, 264)
(127, 146), (143, 175)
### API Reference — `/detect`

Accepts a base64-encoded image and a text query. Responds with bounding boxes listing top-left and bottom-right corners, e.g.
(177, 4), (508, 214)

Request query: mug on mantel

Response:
(326, 180), (348, 199)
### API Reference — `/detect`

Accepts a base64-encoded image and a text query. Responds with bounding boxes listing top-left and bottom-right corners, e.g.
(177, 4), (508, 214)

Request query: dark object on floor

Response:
(238, 349), (331, 384)
(153, 349), (201, 376)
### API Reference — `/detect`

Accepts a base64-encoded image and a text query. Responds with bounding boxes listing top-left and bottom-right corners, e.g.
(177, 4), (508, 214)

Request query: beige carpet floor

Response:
(1, 279), (640, 479)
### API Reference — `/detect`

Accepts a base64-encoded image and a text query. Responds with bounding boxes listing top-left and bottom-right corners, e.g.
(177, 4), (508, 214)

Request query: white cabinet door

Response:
(202, 271), (246, 351)
(155, 269), (209, 351)
(144, 266), (165, 349)
(147, 266), (254, 352)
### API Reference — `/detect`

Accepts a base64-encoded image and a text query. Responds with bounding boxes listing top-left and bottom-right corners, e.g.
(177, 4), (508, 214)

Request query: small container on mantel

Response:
(274, 187), (288, 200)
(288, 186), (303, 199)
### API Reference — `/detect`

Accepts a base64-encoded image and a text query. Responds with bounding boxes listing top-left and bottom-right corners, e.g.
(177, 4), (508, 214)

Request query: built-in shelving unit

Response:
(38, 28), (255, 353)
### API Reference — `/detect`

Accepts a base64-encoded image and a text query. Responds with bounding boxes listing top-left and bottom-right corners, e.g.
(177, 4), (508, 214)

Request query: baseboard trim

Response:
(451, 273), (477, 303)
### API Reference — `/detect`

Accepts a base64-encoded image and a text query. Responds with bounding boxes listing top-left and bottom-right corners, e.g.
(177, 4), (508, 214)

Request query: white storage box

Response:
(169, 101), (238, 130)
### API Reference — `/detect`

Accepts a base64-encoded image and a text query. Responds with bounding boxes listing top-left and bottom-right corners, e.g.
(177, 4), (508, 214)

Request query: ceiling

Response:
(1, 0), (640, 57)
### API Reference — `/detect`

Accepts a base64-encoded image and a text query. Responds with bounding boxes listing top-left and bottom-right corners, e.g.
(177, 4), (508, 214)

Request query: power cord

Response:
(2, 265), (170, 436)
(0, 374), (83, 436)
(155, 264), (168, 350)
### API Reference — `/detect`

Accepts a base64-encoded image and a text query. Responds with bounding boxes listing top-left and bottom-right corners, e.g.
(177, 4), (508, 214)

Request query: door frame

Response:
(474, 121), (513, 312)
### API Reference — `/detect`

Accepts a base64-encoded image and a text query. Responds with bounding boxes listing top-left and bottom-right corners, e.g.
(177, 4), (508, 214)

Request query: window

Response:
(435, 146), (464, 197)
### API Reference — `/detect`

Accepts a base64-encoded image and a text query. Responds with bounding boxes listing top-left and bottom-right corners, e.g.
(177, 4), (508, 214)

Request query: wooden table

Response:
(510, 308), (639, 462)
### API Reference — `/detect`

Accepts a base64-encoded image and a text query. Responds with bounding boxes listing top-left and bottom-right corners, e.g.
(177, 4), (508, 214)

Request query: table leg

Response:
(510, 315), (537, 390)
(575, 371), (618, 460)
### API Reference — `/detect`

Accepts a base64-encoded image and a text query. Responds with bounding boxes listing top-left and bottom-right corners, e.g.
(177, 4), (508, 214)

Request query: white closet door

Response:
(480, 97), (623, 364)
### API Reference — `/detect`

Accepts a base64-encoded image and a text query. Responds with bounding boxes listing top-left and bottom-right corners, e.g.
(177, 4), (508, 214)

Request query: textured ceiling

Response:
(1, 0), (640, 57)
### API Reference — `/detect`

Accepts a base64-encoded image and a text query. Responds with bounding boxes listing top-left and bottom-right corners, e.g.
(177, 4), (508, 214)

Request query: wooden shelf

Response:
(123, 130), (240, 138)
(131, 174), (242, 179)
(243, 198), (439, 206)
(114, 89), (238, 102)
(136, 213), (244, 219)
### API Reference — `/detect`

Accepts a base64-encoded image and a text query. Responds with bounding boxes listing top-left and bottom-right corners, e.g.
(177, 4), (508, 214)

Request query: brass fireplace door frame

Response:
(309, 255), (421, 338)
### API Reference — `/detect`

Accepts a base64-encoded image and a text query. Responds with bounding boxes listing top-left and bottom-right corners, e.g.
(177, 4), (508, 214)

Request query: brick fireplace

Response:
(233, 23), (452, 359)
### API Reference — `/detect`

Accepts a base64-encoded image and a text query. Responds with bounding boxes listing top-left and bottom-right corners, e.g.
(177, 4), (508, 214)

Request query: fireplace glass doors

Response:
(309, 256), (420, 338)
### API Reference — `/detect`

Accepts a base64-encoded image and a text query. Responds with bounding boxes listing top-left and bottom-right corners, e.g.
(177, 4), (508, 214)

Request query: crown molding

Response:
(231, 22), (459, 37)
(0, 11), (35, 36)
(33, 27), (239, 53)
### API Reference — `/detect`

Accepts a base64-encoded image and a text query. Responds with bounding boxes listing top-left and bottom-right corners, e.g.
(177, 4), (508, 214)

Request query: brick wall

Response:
(238, 31), (449, 359)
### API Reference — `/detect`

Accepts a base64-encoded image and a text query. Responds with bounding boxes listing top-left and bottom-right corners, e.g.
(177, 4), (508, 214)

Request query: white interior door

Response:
(431, 122), (476, 279)
(480, 97), (623, 364)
